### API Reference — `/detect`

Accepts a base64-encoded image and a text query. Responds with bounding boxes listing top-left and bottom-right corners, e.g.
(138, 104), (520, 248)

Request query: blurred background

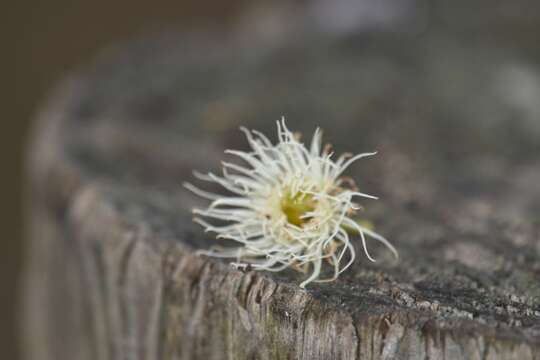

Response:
(6, 1), (253, 358)
(4, 1), (540, 359)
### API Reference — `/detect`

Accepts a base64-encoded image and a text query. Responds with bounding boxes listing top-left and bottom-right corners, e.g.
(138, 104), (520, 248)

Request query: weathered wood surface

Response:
(22, 3), (540, 359)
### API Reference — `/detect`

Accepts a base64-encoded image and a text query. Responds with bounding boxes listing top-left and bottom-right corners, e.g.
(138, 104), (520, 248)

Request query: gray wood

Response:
(21, 4), (540, 359)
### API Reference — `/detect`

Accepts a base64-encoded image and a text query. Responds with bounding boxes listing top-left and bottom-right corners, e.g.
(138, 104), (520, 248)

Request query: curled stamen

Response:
(186, 119), (397, 288)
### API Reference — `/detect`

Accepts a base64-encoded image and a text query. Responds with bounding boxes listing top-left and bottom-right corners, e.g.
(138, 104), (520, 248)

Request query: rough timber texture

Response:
(22, 3), (540, 359)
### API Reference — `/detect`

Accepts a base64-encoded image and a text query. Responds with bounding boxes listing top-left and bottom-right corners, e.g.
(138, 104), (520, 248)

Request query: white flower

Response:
(184, 118), (398, 288)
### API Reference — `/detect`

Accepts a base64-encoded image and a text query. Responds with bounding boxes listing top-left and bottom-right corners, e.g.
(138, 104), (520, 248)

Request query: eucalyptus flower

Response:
(185, 119), (397, 288)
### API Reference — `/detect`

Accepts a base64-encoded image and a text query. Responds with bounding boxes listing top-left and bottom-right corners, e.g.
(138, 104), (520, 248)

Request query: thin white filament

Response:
(186, 118), (397, 288)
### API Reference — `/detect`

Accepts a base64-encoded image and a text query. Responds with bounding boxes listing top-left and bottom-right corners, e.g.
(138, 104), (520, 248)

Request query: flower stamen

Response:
(185, 118), (398, 288)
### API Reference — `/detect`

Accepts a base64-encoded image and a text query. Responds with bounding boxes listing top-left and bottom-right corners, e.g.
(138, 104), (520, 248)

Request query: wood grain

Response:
(21, 8), (540, 359)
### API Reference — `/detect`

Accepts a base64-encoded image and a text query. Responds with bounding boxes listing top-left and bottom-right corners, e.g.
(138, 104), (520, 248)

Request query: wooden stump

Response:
(22, 10), (540, 359)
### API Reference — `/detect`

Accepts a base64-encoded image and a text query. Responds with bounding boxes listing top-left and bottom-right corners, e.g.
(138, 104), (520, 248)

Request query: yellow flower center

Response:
(281, 191), (317, 226)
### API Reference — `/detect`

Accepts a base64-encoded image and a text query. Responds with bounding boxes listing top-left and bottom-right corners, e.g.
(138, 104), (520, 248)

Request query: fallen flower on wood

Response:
(185, 118), (398, 288)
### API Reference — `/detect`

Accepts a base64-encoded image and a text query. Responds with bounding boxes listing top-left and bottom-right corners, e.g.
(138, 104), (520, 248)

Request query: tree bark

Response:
(21, 11), (540, 359)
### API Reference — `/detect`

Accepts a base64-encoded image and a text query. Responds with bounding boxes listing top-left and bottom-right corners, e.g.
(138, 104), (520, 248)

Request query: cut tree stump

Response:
(22, 5), (540, 359)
